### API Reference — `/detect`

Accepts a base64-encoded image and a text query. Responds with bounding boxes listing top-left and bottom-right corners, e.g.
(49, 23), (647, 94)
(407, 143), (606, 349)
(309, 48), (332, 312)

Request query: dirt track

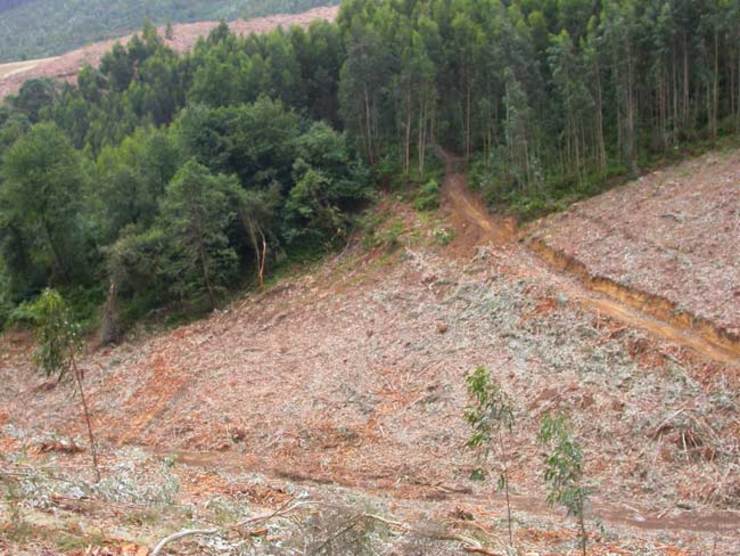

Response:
(442, 152), (739, 366)
(1, 153), (738, 554)
(528, 148), (740, 350)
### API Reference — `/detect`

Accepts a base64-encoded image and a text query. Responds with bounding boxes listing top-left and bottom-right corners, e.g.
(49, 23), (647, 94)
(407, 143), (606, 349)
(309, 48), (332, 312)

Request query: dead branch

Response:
(463, 547), (502, 556)
(151, 527), (220, 556)
(312, 513), (364, 553)
(236, 498), (309, 527)
(150, 498), (309, 555)
(362, 513), (500, 555)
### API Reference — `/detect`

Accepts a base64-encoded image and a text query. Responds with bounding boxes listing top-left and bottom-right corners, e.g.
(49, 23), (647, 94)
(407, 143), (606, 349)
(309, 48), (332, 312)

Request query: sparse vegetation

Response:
(27, 289), (100, 483)
(1, 474), (26, 541)
(432, 226), (453, 246)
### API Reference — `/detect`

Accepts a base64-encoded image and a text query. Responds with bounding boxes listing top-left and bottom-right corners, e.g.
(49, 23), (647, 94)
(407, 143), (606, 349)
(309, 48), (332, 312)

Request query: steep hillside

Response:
(0, 0), (339, 62)
(528, 147), (740, 354)
(0, 0), (33, 14)
(1, 156), (738, 555)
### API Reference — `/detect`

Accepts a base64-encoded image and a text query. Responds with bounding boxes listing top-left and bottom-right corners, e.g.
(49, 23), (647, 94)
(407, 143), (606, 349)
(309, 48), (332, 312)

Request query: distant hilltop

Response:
(0, 5), (340, 100)
(0, 0), (340, 63)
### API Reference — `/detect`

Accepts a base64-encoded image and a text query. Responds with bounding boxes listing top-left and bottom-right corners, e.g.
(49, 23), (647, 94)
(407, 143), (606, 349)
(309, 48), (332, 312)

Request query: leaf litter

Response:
(1, 174), (738, 554)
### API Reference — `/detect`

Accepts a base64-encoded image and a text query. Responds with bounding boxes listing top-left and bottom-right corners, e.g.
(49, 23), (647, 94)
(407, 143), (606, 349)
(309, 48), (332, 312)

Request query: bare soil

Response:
(1, 152), (738, 554)
(0, 6), (339, 100)
(527, 148), (740, 348)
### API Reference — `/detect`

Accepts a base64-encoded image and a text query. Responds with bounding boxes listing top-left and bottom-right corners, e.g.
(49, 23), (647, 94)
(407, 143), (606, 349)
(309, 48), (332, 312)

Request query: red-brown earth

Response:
(1, 151), (738, 554)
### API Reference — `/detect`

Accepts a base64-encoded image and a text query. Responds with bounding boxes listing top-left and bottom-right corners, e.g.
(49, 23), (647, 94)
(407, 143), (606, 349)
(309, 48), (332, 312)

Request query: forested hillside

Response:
(0, 0), (339, 62)
(0, 0), (33, 14)
(0, 0), (738, 334)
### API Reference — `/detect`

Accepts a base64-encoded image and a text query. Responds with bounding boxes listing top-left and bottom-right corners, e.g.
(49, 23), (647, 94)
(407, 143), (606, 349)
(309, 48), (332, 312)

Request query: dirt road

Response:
(440, 154), (740, 367)
(2, 151), (738, 554)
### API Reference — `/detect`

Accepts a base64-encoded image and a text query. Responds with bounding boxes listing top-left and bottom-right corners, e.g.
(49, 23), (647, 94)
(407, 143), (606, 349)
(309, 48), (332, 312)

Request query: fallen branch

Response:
(363, 513), (500, 555)
(236, 498), (308, 527)
(150, 498), (309, 555)
(464, 547), (502, 556)
(151, 528), (220, 556)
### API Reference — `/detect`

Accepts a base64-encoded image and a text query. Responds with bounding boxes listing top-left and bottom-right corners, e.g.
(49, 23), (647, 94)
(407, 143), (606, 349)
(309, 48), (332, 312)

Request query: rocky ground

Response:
(1, 155), (738, 554)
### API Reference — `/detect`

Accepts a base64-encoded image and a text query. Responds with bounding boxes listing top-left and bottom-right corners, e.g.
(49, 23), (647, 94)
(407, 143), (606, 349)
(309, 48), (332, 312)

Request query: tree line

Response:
(1, 0), (738, 332)
(336, 0), (739, 212)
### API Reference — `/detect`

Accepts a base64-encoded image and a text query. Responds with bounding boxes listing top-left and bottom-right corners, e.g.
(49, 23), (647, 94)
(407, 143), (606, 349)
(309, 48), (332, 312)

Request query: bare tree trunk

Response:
(498, 431), (513, 547)
(405, 90), (412, 174)
(465, 80), (472, 161)
(594, 59), (607, 174)
(198, 243), (216, 310)
(683, 33), (690, 129)
(258, 229), (267, 290)
(737, 47), (740, 130)
(672, 46), (679, 139)
(42, 218), (70, 284)
(712, 28), (719, 139)
(71, 354), (100, 483)
(418, 100), (427, 176)
(363, 86), (374, 165)
(99, 280), (120, 345)
(578, 490), (587, 556)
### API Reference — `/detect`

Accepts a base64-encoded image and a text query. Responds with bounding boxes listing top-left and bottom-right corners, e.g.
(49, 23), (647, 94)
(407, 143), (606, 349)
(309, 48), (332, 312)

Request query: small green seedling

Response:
(538, 413), (590, 556)
(29, 289), (100, 483)
(464, 366), (516, 546)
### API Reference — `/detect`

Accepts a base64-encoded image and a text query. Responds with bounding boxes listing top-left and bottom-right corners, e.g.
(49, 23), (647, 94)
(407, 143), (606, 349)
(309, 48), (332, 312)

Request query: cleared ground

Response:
(1, 155), (738, 554)
(0, 57), (58, 80)
(0, 6), (339, 99)
(528, 147), (740, 348)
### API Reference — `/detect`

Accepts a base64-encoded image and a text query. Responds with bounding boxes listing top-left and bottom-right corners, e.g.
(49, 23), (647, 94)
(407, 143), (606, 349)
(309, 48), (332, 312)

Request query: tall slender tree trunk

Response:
(624, 43), (638, 176)
(672, 46), (679, 138)
(42, 218), (70, 284)
(498, 431), (513, 547)
(465, 79), (472, 161)
(683, 33), (690, 129)
(712, 28), (719, 139)
(578, 494), (587, 556)
(71, 354), (100, 483)
(257, 229), (267, 290)
(594, 59), (607, 173)
(198, 242), (216, 310)
(737, 48), (740, 130)
(363, 86), (374, 165)
(404, 89), (412, 174)
(418, 98), (427, 175)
